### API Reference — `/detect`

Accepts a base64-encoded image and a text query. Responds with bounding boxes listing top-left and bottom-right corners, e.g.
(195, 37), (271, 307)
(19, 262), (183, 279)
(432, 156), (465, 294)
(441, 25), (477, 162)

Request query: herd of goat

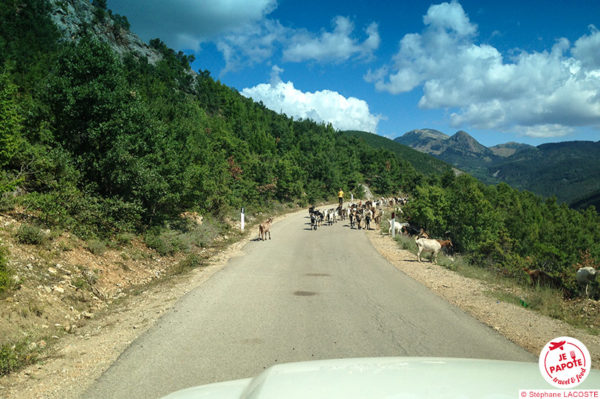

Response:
(257, 196), (598, 299)
(308, 198), (455, 267)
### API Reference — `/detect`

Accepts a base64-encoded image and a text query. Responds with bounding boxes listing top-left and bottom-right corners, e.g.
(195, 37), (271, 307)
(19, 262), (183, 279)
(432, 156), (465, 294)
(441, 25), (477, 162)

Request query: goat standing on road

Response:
(259, 217), (273, 240)
(310, 213), (318, 230)
(364, 209), (372, 230)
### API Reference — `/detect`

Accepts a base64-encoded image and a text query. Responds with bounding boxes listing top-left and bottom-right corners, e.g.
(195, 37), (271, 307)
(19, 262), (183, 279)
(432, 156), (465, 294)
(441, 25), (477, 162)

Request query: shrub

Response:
(144, 228), (184, 256)
(115, 232), (135, 246)
(71, 277), (88, 290)
(0, 245), (12, 295)
(179, 253), (203, 269)
(394, 234), (417, 252)
(184, 217), (224, 249)
(16, 224), (46, 245)
(525, 287), (567, 320)
(0, 340), (37, 376)
(0, 195), (16, 212)
(86, 239), (106, 255)
(170, 253), (204, 275)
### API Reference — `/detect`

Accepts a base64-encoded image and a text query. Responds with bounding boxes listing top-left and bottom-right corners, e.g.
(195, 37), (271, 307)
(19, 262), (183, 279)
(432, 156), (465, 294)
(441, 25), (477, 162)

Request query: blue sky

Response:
(107, 0), (600, 147)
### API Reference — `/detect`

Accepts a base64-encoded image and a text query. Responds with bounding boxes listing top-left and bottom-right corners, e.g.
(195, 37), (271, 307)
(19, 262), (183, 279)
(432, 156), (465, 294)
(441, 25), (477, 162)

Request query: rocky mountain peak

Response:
(448, 131), (490, 155)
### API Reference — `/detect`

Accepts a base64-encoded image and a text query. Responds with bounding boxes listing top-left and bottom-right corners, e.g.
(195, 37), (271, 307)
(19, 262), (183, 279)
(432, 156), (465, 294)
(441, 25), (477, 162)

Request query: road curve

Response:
(84, 209), (534, 399)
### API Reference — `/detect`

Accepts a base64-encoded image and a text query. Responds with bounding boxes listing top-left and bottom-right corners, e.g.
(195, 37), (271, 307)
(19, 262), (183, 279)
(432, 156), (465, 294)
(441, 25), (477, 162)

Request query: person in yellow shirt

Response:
(338, 189), (344, 207)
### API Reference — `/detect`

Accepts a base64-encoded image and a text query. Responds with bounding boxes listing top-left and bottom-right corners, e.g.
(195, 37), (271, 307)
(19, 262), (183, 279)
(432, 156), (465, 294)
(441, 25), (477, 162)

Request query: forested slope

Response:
(342, 130), (453, 176)
(489, 141), (600, 205)
(0, 0), (422, 240)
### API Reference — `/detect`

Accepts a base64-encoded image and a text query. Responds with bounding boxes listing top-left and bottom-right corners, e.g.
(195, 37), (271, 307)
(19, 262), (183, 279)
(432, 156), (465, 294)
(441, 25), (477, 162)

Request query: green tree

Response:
(0, 72), (25, 192)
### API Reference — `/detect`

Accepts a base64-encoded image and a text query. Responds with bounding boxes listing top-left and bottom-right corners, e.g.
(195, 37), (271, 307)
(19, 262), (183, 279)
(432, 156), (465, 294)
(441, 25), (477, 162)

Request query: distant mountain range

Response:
(394, 129), (600, 209)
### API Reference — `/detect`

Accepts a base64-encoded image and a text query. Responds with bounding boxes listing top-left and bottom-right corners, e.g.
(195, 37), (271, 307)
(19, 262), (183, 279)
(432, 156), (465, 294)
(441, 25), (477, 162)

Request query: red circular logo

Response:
(539, 336), (591, 388)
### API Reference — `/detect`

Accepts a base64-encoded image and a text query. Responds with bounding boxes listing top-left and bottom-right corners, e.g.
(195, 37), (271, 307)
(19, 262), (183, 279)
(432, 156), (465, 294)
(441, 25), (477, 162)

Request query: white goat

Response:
(325, 208), (337, 225)
(388, 220), (408, 235)
(415, 237), (442, 264)
(576, 267), (598, 298)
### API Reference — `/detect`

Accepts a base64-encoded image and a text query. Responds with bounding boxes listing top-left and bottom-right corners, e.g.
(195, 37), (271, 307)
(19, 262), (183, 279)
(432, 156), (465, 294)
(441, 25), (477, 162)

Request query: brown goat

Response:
(436, 239), (454, 254)
(523, 267), (561, 288)
(259, 218), (273, 241)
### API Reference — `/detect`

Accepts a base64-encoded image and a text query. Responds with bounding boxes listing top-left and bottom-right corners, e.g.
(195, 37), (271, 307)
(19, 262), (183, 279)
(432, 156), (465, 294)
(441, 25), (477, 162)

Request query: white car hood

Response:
(162, 357), (600, 399)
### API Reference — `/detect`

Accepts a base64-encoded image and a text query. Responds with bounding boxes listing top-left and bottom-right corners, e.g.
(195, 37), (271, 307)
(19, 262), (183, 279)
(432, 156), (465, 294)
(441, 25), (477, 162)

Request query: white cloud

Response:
(216, 19), (286, 74)
(423, 0), (476, 37)
(572, 25), (600, 69)
(109, 1), (380, 74)
(365, 1), (600, 138)
(513, 124), (574, 138)
(108, 0), (277, 50)
(241, 68), (381, 132)
(283, 17), (380, 63)
(215, 15), (379, 74)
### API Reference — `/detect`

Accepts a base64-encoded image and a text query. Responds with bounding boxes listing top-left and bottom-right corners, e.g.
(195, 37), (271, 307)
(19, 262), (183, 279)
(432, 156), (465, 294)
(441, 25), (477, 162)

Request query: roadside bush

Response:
(144, 228), (184, 256)
(115, 232), (135, 246)
(22, 190), (143, 239)
(393, 234), (417, 252)
(0, 195), (16, 212)
(71, 277), (88, 290)
(525, 287), (566, 320)
(184, 215), (226, 248)
(0, 245), (12, 295)
(86, 239), (107, 255)
(180, 253), (203, 269)
(170, 253), (204, 275)
(16, 224), (46, 245)
(0, 340), (37, 376)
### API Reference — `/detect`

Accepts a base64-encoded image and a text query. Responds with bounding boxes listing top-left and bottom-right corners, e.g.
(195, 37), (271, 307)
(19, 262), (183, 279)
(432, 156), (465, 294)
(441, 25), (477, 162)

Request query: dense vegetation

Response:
(405, 172), (600, 295)
(0, 0), (419, 240)
(490, 141), (600, 207)
(0, 0), (598, 299)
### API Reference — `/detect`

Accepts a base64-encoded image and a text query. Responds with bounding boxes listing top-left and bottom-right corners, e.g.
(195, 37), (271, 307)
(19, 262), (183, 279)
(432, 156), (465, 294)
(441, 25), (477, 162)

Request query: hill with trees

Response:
(0, 0), (424, 240)
(342, 130), (453, 177)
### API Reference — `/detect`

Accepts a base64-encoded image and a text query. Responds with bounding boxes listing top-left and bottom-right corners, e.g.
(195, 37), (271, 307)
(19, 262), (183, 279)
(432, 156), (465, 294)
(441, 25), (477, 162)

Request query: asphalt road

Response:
(84, 209), (535, 399)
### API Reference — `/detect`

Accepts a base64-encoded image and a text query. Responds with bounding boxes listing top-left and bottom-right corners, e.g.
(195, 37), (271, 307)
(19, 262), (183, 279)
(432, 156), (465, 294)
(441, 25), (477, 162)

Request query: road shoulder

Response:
(365, 229), (600, 366)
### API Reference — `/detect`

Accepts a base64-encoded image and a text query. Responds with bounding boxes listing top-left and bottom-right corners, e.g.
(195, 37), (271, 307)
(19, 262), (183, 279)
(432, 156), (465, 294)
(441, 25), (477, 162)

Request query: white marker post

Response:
(241, 207), (245, 232)
(391, 211), (396, 238)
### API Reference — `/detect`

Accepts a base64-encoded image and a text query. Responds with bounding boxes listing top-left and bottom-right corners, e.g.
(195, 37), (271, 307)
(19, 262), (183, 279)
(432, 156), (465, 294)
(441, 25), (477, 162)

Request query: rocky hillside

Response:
(48, 0), (161, 63)
(393, 128), (449, 153)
